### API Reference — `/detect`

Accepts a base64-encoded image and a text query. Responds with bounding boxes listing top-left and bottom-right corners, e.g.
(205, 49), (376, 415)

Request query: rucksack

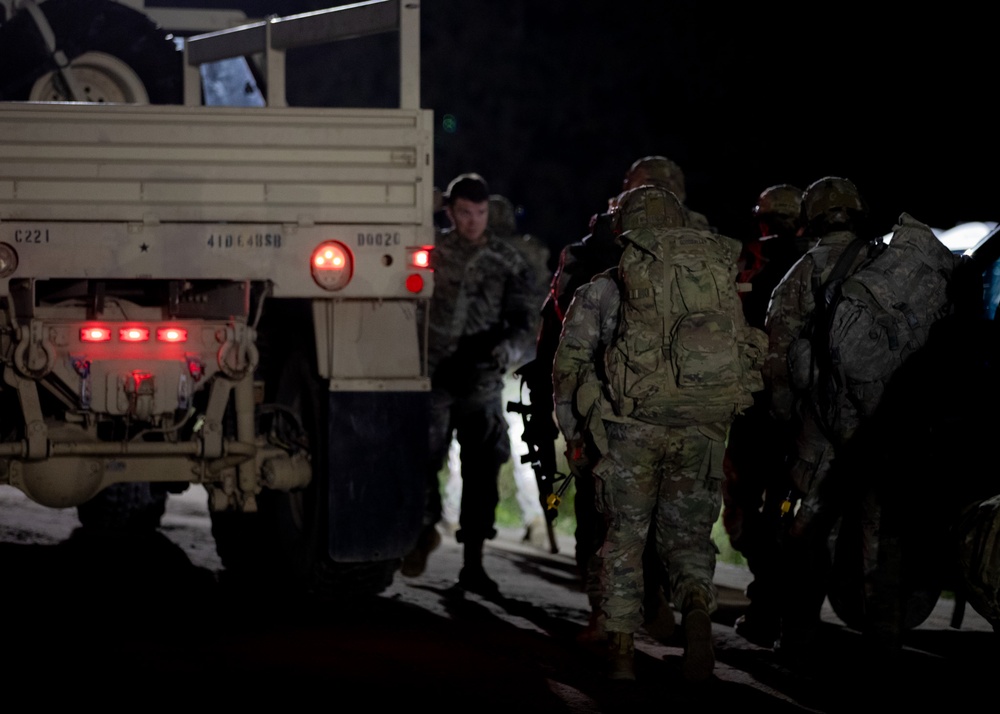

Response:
(784, 231), (877, 391)
(823, 212), (957, 440)
(604, 225), (768, 426)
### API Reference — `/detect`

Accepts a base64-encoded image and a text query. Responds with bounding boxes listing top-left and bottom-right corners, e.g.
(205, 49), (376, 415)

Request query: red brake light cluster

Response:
(311, 240), (353, 291)
(406, 246), (433, 294)
(81, 326), (188, 343)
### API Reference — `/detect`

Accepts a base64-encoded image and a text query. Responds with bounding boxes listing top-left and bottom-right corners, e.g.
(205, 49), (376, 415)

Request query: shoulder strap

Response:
(812, 236), (874, 298)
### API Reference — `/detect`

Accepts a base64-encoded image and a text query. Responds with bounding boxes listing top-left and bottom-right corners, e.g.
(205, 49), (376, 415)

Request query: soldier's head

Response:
(612, 184), (686, 234)
(753, 184), (803, 239)
(623, 155), (686, 203)
(801, 176), (867, 234)
(444, 173), (490, 244)
(487, 194), (518, 238)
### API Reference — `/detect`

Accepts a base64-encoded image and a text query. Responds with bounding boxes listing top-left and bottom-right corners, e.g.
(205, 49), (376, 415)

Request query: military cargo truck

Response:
(0, 0), (434, 596)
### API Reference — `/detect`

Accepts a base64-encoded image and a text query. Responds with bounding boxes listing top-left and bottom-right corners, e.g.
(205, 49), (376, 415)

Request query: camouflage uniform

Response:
(553, 270), (725, 637)
(763, 178), (872, 652)
(540, 157), (710, 614)
(422, 226), (535, 545)
(765, 227), (870, 501)
(541, 211), (622, 585)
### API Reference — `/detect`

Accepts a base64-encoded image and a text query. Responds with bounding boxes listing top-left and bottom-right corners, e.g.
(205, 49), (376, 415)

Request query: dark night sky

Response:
(160, 0), (997, 259)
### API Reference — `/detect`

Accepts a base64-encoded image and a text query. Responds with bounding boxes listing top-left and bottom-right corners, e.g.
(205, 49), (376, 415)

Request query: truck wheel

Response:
(76, 482), (168, 532)
(0, 0), (182, 103)
(211, 349), (397, 598)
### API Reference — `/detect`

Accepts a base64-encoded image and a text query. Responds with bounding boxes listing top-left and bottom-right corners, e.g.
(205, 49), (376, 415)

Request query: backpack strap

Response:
(810, 236), (879, 443)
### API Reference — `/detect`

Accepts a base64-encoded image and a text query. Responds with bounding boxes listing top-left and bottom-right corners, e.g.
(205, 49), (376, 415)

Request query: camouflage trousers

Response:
(788, 410), (837, 537)
(593, 419), (727, 633)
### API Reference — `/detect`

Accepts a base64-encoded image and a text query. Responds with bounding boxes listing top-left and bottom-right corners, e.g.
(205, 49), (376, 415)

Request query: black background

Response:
(158, 0), (997, 260)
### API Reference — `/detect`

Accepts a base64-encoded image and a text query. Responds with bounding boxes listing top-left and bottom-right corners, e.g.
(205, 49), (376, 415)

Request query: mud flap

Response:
(327, 391), (428, 561)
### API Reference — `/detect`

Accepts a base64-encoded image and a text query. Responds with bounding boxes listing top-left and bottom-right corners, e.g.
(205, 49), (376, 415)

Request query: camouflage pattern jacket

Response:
(536, 213), (622, 374)
(763, 229), (868, 423)
(426, 228), (535, 391)
(552, 269), (622, 455)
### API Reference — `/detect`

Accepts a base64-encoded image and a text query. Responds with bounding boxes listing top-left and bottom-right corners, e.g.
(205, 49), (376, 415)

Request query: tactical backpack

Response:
(604, 225), (767, 426)
(823, 213), (957, 439)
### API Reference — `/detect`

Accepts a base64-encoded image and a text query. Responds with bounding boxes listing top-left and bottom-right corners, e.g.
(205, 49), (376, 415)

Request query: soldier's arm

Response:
(552, 274), (619, 442)
(763, 258), (811, 421)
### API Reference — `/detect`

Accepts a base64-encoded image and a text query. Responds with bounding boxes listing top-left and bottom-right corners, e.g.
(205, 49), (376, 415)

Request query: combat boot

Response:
(456, 539), (500, 597)
(576, 608), (606, 645)
(681, 592), (715, 683)
(606, 632), (636, 681)
(400, 524), (441, 577)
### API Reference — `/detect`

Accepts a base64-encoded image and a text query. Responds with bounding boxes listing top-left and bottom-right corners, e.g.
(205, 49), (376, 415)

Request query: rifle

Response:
(506, 358), (572, 554)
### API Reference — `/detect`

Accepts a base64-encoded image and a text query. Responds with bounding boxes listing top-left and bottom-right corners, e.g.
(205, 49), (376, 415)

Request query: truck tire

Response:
(211, 348), (397, 599)
(0, 0), (182, 103)
(77, 482), (168, 532)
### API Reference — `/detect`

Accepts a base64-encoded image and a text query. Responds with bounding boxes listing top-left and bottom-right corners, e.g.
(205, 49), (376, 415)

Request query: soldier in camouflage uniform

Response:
(762, 176), (873, 657)
(539, 156), (708, 643)
(441, 195), (551, 538)
(553, 187), (733, 683)
(723, 184), (812, 648)
(401, 174), (536, 597)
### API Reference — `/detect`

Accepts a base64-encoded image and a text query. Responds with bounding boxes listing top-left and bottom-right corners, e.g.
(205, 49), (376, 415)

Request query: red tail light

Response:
(310, 241), (353, 290)
(119, 327), (150, 342)
(157, 328), (188, 343)
(405, 274), (425, 293)
(81, 327), (111, 342)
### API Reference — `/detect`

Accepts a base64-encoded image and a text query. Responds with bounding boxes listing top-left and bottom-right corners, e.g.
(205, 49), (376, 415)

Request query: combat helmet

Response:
(623, 155), (686, 202)
(488, 194), (517, 237)
(802, 176), (867, 228)
(753, 184), (803, 220)
(613, 185), (686, 233)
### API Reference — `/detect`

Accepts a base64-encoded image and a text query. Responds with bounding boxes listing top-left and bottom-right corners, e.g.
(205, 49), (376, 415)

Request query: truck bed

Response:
(0, 101), (433, 226)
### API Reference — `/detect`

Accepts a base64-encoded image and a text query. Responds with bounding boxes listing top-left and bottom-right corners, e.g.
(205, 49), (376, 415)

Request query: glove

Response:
(564, 436), (592, 478)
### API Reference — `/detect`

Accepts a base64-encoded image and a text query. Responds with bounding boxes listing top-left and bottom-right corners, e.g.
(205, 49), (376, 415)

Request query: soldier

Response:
(443, 194), (552, 547)
(554, 185), (763, 682)
(538, 156), (705, 643)
(621, 154), (714, 232)
(737, 184), (812, 329)
(762, 176), (874, 657)
(401, 173), (536, 597)
(723, 184), (812, 648)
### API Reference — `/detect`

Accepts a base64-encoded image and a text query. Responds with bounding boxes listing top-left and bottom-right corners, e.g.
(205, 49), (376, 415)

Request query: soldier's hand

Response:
(564, 437), (591, 477)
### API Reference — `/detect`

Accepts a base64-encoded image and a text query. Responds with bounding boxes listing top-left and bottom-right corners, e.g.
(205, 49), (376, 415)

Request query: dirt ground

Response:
(0, 484), (995, 711)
